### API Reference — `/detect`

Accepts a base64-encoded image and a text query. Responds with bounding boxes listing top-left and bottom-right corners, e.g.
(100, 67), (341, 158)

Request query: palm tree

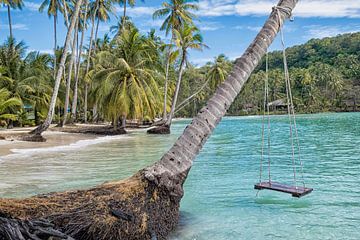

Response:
(164, 25), (207, 127)
(91, 27), (163, 128)
(117, 0), (144, 32)
(0, 0), (24, 39)
(21, 52), (53, 125)
(207, 54), (232, 89)
(0, 88), (22, 125)
(30, 0), (84, 137)
(152, 0), (198, 124)
(70, 1), (89, 123)
(61, 17), (79, 126)
(80, 0), (114, 123)
(39, 0), (64, 78)
(145, 0), (299, 200)
(92, 0), (114, 52)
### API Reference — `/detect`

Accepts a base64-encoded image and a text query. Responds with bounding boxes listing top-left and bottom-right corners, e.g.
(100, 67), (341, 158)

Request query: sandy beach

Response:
(0, 126), (97, 157)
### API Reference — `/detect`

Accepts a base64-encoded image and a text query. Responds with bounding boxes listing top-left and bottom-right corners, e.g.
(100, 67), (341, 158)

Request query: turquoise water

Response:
(1, 113), (360, 239)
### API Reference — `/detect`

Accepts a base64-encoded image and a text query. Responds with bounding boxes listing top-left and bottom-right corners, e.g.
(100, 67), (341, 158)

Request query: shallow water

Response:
(1, 113), (360, 239)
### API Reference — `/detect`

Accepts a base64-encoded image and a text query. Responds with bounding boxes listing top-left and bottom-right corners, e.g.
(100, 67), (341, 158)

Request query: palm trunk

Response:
(165, 51), (186, 126)
(53, 15), (57, 80)
(30, 0), (84, 136)
(82, 0), (99, 123)
(94, 17), (100, 53)
(7, 5), (12, 39)
(162, 54), (170, 121)
(121, 115), (126, 129)
(62, 0), (70, 27)
(62, 20), (79, 127)
(71, 1), (89, 123)
(145, 0), (298, 198)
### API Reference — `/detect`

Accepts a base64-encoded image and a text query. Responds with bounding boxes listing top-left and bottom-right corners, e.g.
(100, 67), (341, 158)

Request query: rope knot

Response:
(272, 5), (294, 21)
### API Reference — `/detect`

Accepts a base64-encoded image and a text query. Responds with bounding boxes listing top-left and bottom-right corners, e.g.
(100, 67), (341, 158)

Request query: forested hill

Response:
(177, 32), (360, 117)
(259, 32), (360, 70)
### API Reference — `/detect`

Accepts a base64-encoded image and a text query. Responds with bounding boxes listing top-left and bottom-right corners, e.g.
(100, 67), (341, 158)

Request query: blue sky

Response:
(0, 0), (359, 66)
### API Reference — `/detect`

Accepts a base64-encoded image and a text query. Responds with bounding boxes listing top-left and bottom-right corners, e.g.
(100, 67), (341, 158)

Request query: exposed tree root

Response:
(147, 125), (170, 135)
(20, 134), (47, 142)
(0, 172), (180, 240)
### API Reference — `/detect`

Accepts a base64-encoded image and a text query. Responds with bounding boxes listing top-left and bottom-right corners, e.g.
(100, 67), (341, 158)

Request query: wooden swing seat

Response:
(254, 181), (313, 198)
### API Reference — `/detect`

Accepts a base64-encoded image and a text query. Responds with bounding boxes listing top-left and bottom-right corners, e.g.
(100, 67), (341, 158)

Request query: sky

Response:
(0, 0), (360, 66)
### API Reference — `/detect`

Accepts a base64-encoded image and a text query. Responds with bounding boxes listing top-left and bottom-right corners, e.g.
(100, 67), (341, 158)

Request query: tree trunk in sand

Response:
(165, 52), (186, 127)
(0, 1), (298, 239)
(28, 0), (83, 137)
(61, 20), (79, 127)
(148, 51), (185, 134)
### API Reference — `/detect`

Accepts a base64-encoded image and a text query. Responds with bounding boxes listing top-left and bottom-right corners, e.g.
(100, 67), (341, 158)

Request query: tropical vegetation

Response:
(0, 0), (359, 132)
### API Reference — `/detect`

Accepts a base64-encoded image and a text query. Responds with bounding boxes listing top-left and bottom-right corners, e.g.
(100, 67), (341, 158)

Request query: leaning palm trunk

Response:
(53, 14), (57, 80)
(1, 1), (298, 239)
(165, 52), (186, 126)
(28, 0), (83, 137)
(71, 0), (91, 123)
(81, 0), (99, 123)
(61, 20), (79, 127)
(162, 53), (170, 121)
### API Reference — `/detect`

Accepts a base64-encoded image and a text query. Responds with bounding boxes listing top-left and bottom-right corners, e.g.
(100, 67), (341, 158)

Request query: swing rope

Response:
(259, 6), (306, 188)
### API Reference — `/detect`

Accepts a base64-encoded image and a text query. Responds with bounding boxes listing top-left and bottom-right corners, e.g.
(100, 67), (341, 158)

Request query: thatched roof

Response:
(268, 99), (287, 107)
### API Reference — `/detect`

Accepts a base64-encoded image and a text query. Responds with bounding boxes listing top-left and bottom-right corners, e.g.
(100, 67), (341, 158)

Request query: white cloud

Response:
(198, 21), (223, 31)
(115, 6), (156, 17)
(305, 24), (360, 39)
(28, 49), (54, 55)
(0, 23), (28, 30)
(233, 25), (262, 32)
(24, 1), (41, 11)
(196, 0), (360, 18)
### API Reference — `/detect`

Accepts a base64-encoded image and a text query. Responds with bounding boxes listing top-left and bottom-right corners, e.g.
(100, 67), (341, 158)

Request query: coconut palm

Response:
(91, 27), (163, 128)
(153, 0), (198, 36)
(0, 0), (24, 39)
(91, 0), (114, 52)
(0, 88), (22, 124)
(152, 0), (198, 124)
(207, 54), (232, 89)
(39, 0), (64, 78)
(164, 25), (207, 128)
(21, 52), (53, 125)
(116, 0), (144, 32)
(79, 0), (114, 123)
(30, 0), (84, 137)
(70, 1), (89, 123)
(145, 0), (299, 201)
